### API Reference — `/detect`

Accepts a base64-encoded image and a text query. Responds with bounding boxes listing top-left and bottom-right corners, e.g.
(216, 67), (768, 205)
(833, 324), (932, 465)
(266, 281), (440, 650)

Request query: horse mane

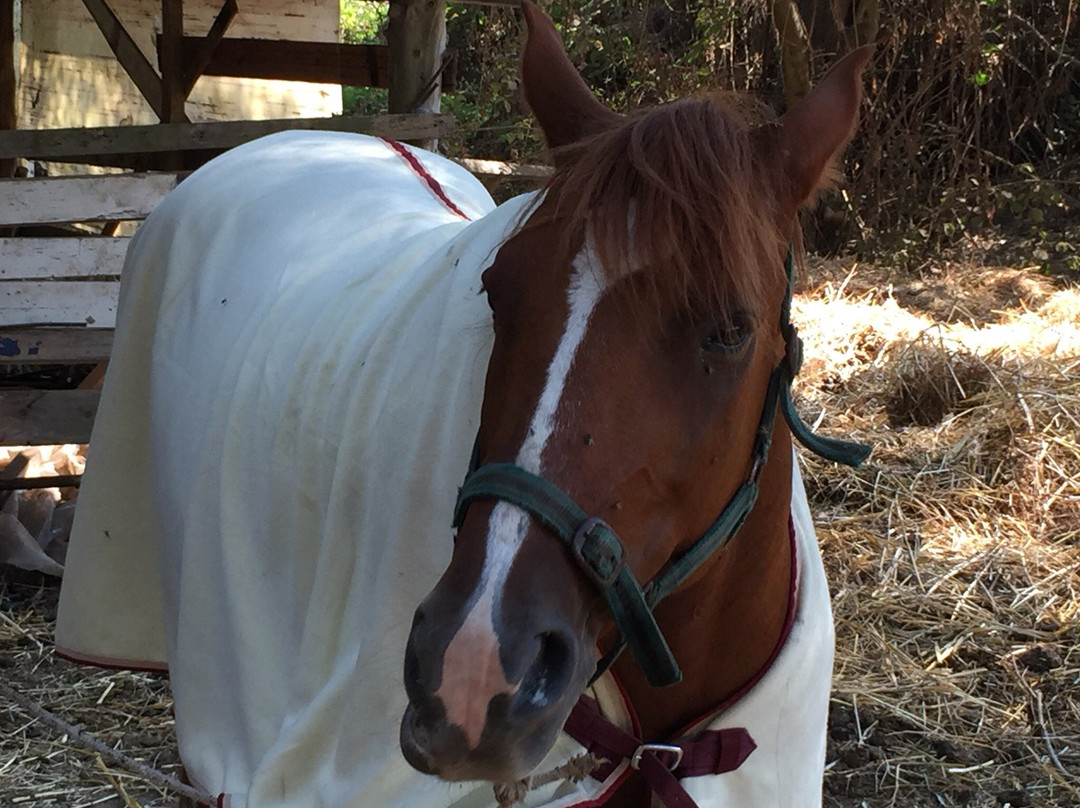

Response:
(532, 94), (792, 325)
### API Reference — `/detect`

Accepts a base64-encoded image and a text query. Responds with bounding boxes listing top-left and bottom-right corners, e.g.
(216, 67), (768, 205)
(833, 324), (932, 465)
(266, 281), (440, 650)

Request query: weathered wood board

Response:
(0, 116), (456, 164)
(0, 328), (114, 364)
(0, 173), (181, 226)
(0, 238), (130, 279)
(164, 37), (404, 90)
(0, 390), (100, 444)
(1, 281), (120, 328)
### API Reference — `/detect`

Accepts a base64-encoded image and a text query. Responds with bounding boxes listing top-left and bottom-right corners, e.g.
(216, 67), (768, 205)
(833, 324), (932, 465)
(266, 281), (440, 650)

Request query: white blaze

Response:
(436, 247), (605, 746)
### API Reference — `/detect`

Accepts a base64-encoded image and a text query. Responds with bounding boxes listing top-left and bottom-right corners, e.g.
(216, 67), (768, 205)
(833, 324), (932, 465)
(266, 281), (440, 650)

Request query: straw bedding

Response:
(1, 260), (1077, 808)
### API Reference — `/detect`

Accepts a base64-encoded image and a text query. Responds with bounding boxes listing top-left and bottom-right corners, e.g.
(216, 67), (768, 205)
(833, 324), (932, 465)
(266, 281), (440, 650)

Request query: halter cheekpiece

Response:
(453, 249), (870, 688)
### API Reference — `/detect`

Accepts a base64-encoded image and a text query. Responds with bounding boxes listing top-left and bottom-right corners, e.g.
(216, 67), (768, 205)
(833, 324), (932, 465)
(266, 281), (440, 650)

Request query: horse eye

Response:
(701, 322), (749, 353)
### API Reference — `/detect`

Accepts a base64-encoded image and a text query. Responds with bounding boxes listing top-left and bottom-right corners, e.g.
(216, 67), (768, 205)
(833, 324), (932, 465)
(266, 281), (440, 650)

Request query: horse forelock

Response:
(533, 95), (791, 326)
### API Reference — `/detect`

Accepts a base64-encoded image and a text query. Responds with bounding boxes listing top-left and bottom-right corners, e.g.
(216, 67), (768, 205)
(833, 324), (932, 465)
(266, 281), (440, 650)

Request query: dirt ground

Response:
(1, 258), (1077, 807)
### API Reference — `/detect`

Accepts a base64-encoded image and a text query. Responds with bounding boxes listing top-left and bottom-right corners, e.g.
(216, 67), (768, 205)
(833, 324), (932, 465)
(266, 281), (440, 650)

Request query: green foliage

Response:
(441, 0), (773, 162)
(340, 2), (388, 119)
(343, 86), (388, 116)
(341, 0), (388, 44)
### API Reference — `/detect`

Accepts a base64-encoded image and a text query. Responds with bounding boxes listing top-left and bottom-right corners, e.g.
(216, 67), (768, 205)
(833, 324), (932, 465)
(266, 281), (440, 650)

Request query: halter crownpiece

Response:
(453, 248), (871, 688)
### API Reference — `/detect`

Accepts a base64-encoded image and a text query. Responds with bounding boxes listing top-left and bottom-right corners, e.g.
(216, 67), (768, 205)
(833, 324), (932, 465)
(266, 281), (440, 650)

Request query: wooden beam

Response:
(161, 37), (396, 89)
(79, 0), (174, 121)
(160, 0), (186, 123)
(0, 0), (16, 179)
(182, 0), (238, 96)
(0, 174), (183, 227)
(0, 115), (455, 164)
(0, 390), (100, 444)
(0, 327), (114, 364)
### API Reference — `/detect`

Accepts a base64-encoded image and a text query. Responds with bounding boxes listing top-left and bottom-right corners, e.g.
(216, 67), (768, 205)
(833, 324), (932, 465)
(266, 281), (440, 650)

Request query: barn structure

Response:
(0, 0), (528, 448)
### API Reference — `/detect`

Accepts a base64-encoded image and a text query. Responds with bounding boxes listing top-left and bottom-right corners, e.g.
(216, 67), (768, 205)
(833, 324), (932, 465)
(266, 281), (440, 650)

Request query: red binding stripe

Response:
(562, 518), (801, 807)
(379, 137), (471, 220)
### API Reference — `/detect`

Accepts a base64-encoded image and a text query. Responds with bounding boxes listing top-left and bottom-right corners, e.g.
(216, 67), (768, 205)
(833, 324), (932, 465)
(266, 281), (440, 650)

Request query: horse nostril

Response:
(404, 642), (422, 696)
(518, 630), (575, 711)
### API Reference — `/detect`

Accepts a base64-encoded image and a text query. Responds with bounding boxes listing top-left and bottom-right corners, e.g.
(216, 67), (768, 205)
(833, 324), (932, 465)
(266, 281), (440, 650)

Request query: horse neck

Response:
(612, 422), (795, 741)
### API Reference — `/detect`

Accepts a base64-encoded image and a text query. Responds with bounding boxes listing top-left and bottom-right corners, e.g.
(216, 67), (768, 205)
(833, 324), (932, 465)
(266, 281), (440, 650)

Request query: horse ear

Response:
(778, 44), (874, 207)
(520, 1), (619, 149)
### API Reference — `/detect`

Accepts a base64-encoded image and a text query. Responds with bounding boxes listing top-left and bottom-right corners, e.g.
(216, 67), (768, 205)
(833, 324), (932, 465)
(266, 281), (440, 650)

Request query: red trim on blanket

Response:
(55, 646), (169, 674)
(560, 518), (800, 806)
(379, 137), (471, 220)
(670, 515), (800, 737)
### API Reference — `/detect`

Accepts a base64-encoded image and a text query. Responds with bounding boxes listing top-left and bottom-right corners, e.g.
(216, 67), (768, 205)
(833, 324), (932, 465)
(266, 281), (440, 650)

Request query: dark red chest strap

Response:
(559, 519), (800, 807)
(563, 697), (756, 808)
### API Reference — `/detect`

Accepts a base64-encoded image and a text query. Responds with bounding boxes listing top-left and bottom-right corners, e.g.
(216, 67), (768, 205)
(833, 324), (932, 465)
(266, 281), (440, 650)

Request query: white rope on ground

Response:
(0, 679), (217, 806)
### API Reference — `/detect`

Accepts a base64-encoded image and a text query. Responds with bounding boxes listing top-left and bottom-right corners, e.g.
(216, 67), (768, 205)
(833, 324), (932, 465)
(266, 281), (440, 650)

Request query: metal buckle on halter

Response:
(571, 516), (624, 588)
(630, 743), (684, 772)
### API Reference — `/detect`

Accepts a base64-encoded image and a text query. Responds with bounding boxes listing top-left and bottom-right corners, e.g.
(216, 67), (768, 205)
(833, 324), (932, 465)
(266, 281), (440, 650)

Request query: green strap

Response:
(781, 385), (871, 467)
(455, 463), (682, 687)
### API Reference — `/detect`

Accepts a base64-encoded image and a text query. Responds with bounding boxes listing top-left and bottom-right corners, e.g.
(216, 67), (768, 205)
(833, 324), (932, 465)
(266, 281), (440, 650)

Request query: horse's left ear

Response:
(520, 1), (619, 150)
(778, 44), (874, 207)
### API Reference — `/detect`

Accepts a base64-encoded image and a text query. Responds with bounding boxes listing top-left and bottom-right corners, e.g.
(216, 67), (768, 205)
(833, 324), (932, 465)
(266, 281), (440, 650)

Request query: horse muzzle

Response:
(400, 588), (595, 781)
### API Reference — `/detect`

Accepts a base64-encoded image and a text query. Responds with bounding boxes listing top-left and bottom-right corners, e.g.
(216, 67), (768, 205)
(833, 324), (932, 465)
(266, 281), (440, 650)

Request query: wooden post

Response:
(386, 0), (446, 149)
(160, 0), (186, 123)
(0, 0), (17, 179)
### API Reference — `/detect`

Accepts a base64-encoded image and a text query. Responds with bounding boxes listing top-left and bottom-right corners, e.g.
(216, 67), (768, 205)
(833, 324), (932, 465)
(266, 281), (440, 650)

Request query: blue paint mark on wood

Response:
(0, 337), (19, 357)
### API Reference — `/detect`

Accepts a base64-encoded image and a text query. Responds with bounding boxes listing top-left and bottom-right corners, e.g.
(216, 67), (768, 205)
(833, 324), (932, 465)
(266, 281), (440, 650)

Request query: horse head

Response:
(401, 1), (872, 782)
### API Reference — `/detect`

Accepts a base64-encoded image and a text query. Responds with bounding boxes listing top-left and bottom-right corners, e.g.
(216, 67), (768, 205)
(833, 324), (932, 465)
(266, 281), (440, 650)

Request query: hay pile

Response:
(0, 261), (1077, 807)
(795, 262), (1080, 807)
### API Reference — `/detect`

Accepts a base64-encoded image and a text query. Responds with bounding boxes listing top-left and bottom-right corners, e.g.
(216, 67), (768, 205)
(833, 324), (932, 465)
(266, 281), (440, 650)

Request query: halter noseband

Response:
(452, 250), (870, 688)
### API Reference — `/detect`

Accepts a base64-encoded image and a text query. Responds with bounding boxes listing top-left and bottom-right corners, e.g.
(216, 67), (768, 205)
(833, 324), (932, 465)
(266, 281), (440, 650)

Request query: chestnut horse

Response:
(56, 3), (869, 807)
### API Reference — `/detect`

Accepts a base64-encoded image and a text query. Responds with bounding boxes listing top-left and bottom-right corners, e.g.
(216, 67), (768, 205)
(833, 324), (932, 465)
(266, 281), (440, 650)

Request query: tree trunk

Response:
(770, 0), (813, 105)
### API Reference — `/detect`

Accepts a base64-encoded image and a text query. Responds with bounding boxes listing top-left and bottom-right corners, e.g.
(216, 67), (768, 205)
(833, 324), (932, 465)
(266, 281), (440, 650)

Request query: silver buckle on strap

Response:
(630, 743), (684, 772)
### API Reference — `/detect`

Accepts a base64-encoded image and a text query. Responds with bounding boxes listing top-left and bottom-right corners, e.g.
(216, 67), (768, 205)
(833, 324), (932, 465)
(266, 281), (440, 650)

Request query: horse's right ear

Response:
(520, 1), (619, 150)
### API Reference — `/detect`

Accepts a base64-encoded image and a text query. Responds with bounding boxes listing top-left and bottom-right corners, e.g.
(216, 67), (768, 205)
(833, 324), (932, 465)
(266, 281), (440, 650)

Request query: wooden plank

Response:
(0, 327), (114, 364)
(0, 390), (100, 444)
(0, 237), (130, 279)
(0, 115), (455, 163)
(1, 280), (120, 327)
(0, 173), (181, 226)
(163, 36), (396, 89)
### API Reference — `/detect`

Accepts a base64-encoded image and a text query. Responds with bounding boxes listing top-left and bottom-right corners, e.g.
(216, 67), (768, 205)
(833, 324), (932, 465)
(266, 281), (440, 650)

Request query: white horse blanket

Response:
(55, 131), (833, 808)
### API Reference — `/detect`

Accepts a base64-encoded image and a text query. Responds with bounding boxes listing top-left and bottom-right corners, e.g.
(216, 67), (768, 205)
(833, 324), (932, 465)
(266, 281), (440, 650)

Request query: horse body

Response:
(58, 4), (872, 806)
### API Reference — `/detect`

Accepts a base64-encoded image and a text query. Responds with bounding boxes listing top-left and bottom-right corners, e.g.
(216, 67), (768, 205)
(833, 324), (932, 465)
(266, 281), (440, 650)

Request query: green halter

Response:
(452, 250), (870, 688)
